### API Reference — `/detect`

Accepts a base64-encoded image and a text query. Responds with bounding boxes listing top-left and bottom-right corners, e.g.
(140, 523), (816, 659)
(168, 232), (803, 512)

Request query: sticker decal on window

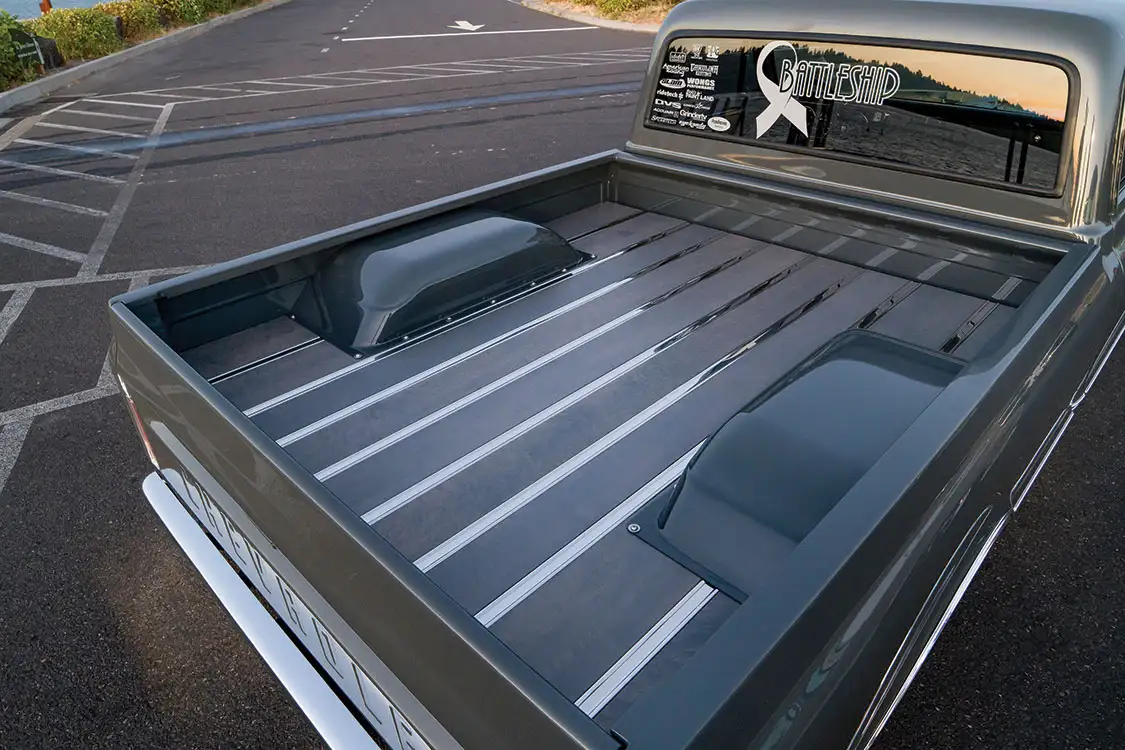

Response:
(645, 36), (1069, 191)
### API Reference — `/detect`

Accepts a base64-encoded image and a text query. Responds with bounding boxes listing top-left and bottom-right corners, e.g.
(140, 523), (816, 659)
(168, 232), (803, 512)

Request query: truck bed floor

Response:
(190, 199), (1037, 725)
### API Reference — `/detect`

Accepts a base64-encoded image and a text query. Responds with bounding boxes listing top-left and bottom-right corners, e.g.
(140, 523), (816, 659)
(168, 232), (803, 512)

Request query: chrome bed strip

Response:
(476, 445), (703, 626)
(280, 231), (735, 450)
(412, 266), (864, 570)
(359, 256), (824, 521)
(245, 219), (689, 417)
(576, 581), (717, 717)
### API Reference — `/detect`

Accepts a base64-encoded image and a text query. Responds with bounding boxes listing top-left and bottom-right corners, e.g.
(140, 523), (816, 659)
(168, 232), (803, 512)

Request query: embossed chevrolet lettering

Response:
(110, 2), (1125, 749)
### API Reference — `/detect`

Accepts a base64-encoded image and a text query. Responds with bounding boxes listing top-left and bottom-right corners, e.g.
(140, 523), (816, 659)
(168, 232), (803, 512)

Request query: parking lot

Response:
(1, 1), (1124, 748)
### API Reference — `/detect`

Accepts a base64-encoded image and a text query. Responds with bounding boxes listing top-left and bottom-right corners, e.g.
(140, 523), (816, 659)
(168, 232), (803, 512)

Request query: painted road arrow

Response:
(449, 21), (485, 31)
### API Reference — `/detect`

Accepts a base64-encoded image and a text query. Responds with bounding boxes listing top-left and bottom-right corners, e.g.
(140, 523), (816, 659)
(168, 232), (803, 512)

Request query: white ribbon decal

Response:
(755, 41), (809, 138)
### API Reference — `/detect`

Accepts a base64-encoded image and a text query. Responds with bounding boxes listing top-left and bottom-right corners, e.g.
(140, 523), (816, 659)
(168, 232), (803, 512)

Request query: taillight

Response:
(117, 376), (159, 469)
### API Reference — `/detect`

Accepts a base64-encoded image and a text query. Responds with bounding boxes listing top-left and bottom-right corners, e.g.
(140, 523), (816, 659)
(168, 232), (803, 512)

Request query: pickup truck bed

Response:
(173, 177), (1053, 726)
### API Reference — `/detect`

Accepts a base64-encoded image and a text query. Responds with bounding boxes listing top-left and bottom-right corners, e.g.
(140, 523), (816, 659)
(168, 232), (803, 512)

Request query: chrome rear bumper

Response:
(142, 472), (382, 750)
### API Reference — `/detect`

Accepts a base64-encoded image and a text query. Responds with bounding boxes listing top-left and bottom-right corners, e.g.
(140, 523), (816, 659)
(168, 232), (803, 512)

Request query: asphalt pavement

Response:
(0, 1), (1122, 748)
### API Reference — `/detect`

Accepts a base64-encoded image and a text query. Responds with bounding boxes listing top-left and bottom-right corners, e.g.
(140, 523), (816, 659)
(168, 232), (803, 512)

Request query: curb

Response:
(0, 0), (294, 117)
(518, 0), (662, 34)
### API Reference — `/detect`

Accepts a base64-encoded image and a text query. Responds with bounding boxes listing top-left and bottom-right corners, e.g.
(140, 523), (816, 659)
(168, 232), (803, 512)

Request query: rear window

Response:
(645, 37), (1070, 193)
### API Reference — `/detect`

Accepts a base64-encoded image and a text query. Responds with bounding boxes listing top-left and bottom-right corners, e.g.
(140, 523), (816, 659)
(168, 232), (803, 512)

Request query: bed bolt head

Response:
(627, 523), (640, 534)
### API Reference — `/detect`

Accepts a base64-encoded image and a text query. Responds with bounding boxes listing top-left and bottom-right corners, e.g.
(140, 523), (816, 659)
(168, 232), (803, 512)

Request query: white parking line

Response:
(62, 109), (158, 123)
(191, 85), (250, 93)
(92, 99), (172, 109)
(80, 104), (174, 277)
(297, 74), (391, 82)
(0, 231), (86, 263)
(0, 265), (205, 293)
(0, 158), (126, 185)
(408, 65), (496, 75)
(450, 61), (542, 70)
(198, 88), (280, 95)
(0, 382), (118, 427)
(0, 288), (33, 346)
(15, 138), (139, 160)
(128, 92), (210, 101)
(0, 419), (32, 498)
(343, 26), (597, 42)
(579, 50), (651, 59)
(535, 54), (643, 64)
(36, 122), (146, 139)
(245, 80), (328, 89)
(0, 189), (108, 217)
(353, 69), (433, 78)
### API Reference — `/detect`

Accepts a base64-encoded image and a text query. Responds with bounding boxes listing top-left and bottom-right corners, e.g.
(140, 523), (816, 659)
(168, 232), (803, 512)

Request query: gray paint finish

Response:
(109, 153), (1110, 750)
(103, 0), (1125, 743)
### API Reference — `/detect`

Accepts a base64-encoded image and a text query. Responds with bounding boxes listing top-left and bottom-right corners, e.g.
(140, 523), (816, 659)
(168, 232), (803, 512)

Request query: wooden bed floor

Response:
(191, 198), (1044, 729)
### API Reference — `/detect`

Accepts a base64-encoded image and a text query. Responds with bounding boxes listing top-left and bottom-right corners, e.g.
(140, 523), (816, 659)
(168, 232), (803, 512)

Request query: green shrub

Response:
(25, 7), (124, 61)
(200, 0), (236, 14)
(584, 0), (682, 16)
(0, 11), (38, 90)
(593, 0), (643, 11)
(150, 0), (207, 25)
(94, 0), (162, 42)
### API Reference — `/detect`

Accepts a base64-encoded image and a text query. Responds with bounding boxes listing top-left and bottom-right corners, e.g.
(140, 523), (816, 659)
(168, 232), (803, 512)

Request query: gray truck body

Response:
(108, 1), (1125, 748)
